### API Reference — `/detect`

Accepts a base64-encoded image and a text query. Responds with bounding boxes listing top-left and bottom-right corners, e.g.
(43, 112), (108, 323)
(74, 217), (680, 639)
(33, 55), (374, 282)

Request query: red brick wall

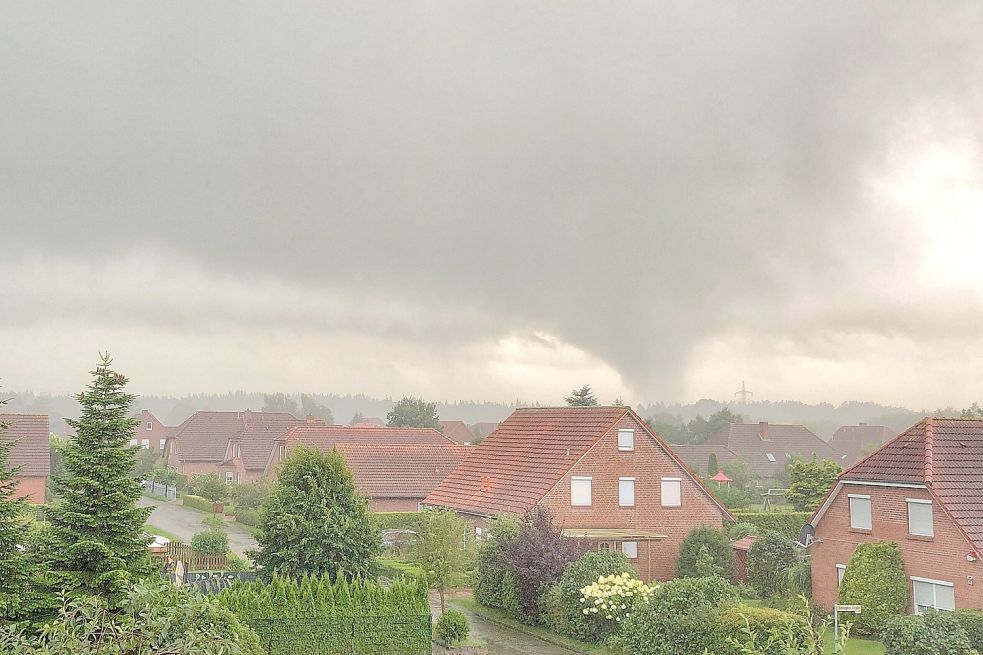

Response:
(371, 497), (423, 512)
(812, 483), (983, 612)
(539, 414), (728, 581)
(14, 475), (45, 504)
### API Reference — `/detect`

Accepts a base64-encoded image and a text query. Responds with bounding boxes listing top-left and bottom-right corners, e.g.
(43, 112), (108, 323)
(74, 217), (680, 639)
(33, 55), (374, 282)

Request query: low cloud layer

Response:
(2, 3), (983, 406)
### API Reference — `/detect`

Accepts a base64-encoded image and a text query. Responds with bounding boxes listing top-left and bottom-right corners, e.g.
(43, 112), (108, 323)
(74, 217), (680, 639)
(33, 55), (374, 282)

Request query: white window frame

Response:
(836, 564), (846, 587)
(912, 576), (955, 613)
(140, 438), (150, 449)
(571, 476), (592, 507)
(618, 429), (635, 451)
(129, 438), (138, 446)
(278, 444), (286, 461)
(598, 542), (611, 554)
(225, 471), (233, 484)
(765, 453), (776, 462)
(622, 541), (638, 559)
(906, 498), (934, 537)
(146, 421), (153, 430)
(848, 494), (872, 530)
(235, 471), (241, 485)
(619, 477), (636, 507)
(159, 438), (166, 450)
(475, 526), (483, 541)
(661, 477), (682, 507)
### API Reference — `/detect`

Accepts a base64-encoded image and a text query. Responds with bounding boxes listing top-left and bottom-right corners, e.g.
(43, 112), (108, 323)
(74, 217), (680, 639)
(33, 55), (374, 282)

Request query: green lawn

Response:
(451, 597), (615, 655)
(821, 627), (885, 655)
(146, 523), (182, 542)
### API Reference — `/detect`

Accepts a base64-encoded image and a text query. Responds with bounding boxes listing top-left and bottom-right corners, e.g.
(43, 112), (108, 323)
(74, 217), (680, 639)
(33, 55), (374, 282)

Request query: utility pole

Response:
(734, 381), (753, 405)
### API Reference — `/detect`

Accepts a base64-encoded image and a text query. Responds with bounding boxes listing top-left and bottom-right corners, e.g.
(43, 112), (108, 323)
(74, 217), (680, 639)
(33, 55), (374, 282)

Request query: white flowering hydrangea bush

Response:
(579, 572), (656, 626)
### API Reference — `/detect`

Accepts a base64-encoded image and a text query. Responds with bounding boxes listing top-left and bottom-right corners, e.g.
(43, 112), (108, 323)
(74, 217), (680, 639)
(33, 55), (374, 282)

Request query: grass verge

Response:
(146, 523), (182, 542)
(821, 627), (885, 655)
(450, 597), (614, 655)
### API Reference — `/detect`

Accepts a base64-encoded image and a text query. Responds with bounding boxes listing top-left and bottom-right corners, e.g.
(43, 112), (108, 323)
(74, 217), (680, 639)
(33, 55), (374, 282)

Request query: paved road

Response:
(435, 595), (578, 655)
(138, 496), (258, 555)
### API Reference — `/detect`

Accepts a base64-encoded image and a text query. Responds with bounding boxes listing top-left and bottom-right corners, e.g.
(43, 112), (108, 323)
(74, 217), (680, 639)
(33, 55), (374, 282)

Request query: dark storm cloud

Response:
(2, 2), (982, 398)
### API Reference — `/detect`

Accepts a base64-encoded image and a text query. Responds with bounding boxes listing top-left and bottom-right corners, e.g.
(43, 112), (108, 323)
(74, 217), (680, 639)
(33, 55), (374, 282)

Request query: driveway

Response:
(139, 496), (258, 555)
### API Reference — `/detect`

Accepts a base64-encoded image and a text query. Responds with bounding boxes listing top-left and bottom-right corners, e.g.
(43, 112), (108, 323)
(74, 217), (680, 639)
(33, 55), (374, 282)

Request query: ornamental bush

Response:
(838, 541), (909, 636)
(727, 522), (760, 541)
(954, 609), (983, 651)
(191, 529), (229, 555)
(182, 494), (215, 513)
(718, 605), (810, 655)
(746, 532), (798, 597)
(729, 511), (812, 540)
(579, 572), (655, 636)
(546, 550), (638, 642)
(882, 611), (973, 655)
(187, 473), (229, 502)
(473, 515), (520, 608)
(434, 609), (470, 645)
(622, 576), (738, 655)
(677, 526), (734, 580)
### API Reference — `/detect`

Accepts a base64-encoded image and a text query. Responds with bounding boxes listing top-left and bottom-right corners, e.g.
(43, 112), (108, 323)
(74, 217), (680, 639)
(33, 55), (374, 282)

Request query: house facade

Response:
(810, 418), (983, 614)
(424, 406), (733, 581)
(0, 413), (50, 504)
(129, 410), (170, 453)
(830, 423), (897, 468)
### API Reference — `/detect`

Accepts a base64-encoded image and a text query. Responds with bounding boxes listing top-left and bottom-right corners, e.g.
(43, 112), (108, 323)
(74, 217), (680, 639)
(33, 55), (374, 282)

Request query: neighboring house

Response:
(129, 410), (171, 453)
(438, 420), (474, 444)
(333, 443), (470, 511)
(673, 422), (839, 480)
(423, 406), (733, 581)
(0, 413), (50, 504)
(809, 418), (983, 613)
(353, 417), (385, 428)
(165, 410), (310, 483)
(831, 423), (897, 468)
(264, 424), (456, 476)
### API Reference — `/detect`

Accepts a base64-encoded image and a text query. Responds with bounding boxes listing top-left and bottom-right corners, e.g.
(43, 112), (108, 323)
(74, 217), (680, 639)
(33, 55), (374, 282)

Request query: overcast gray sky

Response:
(2, 2), (983, 407)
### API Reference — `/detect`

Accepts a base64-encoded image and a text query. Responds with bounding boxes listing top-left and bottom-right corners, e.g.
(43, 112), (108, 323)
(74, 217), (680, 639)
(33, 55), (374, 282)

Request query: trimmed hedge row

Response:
(729, 511), (811, 540)
(182, 494), (215, 513)
(371, 511), (427, 533)
(235, 507), (261, 527)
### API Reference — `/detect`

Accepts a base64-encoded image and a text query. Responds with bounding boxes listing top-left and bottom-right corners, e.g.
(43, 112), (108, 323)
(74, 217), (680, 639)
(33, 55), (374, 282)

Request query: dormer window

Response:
(618, 429), (635, 451)
(232, 443), (240, 459)
(278, 444), (286, 461)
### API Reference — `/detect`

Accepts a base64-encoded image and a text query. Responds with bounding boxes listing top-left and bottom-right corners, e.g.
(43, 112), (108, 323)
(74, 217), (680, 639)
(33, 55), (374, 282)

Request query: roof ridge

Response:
(839, 418), (928, 482)
(924, 417), (934, 485)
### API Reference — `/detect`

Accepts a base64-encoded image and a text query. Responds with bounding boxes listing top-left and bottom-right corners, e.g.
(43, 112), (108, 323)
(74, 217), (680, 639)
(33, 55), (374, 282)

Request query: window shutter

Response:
(661, 478), (681, 507)
(571, 477), (592, 506)
(619, 478), (635, 507)
(848, 495), (872, 530)
(907, 499), (934, 537)
(618, 429), (634, 451)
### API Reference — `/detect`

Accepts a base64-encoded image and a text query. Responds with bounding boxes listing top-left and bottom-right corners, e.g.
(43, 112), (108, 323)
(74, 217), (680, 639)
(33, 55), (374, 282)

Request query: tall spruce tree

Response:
(0, 402), (31, 620)
(565, 385), (598, 407)
(44, 354), (154, 607)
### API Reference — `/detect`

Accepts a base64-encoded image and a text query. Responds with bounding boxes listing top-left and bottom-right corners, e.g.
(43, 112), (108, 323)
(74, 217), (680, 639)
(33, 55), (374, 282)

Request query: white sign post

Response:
(833, 605), (861, 653)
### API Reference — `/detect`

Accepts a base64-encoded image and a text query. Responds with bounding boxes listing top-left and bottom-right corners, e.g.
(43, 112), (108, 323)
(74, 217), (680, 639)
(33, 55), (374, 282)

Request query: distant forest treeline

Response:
(3, 389), (931, 440)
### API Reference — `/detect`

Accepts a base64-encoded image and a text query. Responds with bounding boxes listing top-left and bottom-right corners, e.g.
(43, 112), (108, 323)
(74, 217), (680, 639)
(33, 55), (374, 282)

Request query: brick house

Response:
(263, 424), (456, 477)
(165, 410), (310, 483)
(0, 413), (50, 504)
(830, 423), (897, 468)
(438, 420), (475, 444)
(423, 406), (733, 581)
(332, 443), (470, 511)
(673, 421), (839, 480)
(809, 418), (983, 613)
(129, 410), (171, 453)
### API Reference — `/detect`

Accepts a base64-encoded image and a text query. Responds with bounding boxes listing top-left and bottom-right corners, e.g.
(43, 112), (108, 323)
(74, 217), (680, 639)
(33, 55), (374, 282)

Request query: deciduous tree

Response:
(300, 394), (334, 423)
(262, 393), (299, 416)
(410, 508), (468, 613)
(251, 446), (379, 580)
(502, 507), (579, 617)
(386, 397), (440, 430)
(785, 456), (841, 512)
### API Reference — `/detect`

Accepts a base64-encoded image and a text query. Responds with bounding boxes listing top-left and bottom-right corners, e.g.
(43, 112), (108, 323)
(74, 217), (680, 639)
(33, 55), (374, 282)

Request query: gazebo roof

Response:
(711, 471), (732, 482)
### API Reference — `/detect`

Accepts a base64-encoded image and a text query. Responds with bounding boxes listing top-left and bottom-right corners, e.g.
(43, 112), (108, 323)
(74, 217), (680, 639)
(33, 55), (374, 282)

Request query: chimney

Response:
(759, 421), (769, 440)
(306, 414), (317, 425)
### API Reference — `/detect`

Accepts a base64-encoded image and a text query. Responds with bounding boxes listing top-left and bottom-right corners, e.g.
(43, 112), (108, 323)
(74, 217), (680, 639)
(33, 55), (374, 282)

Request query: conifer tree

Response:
(0, 401), (31, 620)
(565, 385), (598, 406)
(44, 354), (154, 607)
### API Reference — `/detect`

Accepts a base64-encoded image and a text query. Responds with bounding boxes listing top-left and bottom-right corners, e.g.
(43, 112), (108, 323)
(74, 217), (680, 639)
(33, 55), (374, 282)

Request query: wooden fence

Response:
(152, 541), (228, 571)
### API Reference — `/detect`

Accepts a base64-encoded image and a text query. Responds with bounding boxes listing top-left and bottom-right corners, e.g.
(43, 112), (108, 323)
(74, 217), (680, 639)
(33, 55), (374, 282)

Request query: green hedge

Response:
(729, 511), (811, 540)
(883, 611), (972, 655)
(217, 574), (431, 655)
(718, 605), (810, 655)
(371, 511), (427, 533)
(954, 609), (983, 651)
(182, 494), (215, 513)
(376, 557), (427, 582)
(838, 541), (908, 636)
(235, 507), (261, 527)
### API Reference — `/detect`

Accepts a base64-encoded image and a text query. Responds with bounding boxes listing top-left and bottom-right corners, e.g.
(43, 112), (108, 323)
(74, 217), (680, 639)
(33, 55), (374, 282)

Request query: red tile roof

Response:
(0, 413), (50, 477)
(334, 443), (471, 499)
(704, 422), (839, 477)
(285, 425), (455, 451)
(423, 406), (632, 517)
(170, 410), (300, 465)
(840, 418), (983, 551)
(731, 535), (757, 552)
(669, 444), (741, 475)
(438, 420), (474, 444)
(831, 424), (897, 467)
